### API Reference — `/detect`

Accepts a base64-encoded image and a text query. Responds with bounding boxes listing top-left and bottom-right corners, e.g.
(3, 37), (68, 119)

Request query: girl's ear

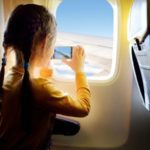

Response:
(44, 34), (53, 50)
(39, 36), (47, 49)
(39, 34), (52, 50)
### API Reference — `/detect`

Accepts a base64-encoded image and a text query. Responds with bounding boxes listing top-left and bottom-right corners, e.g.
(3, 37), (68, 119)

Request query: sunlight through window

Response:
(53, 0), (114, 80)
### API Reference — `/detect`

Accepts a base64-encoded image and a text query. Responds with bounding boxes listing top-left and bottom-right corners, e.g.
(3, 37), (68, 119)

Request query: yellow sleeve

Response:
(35, 73), (91, 117)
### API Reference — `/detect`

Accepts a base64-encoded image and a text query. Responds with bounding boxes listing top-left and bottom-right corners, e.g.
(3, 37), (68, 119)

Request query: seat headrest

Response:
(128, 0), (150, 43)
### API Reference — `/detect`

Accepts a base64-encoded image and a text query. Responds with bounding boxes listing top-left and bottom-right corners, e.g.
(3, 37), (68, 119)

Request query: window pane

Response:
(53, 0), (113, 80)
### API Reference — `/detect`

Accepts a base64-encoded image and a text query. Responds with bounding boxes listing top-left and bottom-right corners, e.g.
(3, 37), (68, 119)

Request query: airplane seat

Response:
(128, 0), (150, 111)
(52, 115), (80, 136)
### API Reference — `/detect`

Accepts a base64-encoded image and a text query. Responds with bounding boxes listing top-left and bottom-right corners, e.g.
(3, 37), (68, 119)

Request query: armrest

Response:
(52, 115), (80, 136)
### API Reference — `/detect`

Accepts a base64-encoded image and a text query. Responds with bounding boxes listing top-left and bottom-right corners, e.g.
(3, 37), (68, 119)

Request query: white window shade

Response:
(128, 0), (147, 42)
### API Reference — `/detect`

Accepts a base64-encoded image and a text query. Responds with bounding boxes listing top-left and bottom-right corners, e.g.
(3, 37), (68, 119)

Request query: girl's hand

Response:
(62, 45), (85, 73)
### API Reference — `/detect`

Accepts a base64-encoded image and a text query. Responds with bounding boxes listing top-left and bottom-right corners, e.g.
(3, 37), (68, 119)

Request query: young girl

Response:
(0, 4), (91, 150)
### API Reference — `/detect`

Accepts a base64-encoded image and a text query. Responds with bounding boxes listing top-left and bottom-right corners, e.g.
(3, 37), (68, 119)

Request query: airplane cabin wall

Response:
(53, 0), (134, 148)
(0, 0), (4, 59)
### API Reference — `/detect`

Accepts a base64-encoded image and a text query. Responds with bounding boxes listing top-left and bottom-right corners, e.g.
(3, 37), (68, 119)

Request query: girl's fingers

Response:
(72, 46), (77, 57)
(78, 46), (85, 57)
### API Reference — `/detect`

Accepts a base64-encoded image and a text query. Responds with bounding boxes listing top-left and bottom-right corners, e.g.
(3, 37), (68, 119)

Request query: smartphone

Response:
(53, 46), (72, 59)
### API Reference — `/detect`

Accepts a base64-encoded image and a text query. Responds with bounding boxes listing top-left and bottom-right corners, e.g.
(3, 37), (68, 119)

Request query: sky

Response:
(56, 0), (113, 38)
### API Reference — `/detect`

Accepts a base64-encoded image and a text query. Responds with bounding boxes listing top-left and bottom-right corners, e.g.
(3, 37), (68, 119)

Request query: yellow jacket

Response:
(0, 66), (91, 149)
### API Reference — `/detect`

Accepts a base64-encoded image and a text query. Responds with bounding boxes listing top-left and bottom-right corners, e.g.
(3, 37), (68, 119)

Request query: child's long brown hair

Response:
(1, 4), (56, 132)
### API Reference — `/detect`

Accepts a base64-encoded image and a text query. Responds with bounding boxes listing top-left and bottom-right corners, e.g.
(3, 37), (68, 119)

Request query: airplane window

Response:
(53, 0), (114, 80)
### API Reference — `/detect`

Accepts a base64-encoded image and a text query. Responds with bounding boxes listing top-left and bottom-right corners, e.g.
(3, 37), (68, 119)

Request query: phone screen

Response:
(53, 46), (72, 59)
